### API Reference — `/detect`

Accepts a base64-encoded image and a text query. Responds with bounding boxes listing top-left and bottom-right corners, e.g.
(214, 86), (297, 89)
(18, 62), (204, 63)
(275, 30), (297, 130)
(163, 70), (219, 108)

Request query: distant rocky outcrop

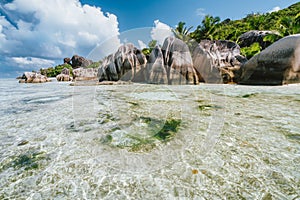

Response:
(73, 67), (98, 81)
(63, 57), (71, 65)
(238, 30), (280, 49)
(192, 40), (247, 83)
(56, 67), (72, 81)
(19, 72), (51, 83)
(161, 36), (199, 84)
(239, 34), (300, 85)
(71, 55), (93, 69)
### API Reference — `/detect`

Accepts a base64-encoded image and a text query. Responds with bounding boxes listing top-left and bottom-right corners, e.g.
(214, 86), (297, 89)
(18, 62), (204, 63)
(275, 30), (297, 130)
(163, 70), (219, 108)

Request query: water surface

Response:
(0, 79), (299, 199)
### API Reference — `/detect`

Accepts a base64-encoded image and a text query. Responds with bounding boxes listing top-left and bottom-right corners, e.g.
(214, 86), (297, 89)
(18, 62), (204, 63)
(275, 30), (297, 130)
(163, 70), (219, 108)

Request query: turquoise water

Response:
(0, 79), (299, 199)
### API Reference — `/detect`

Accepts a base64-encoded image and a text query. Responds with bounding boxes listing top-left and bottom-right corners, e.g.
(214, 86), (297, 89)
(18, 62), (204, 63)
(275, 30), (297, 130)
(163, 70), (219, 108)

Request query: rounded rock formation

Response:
(239, 34), (300, 85)
(192, 40), (246, 83)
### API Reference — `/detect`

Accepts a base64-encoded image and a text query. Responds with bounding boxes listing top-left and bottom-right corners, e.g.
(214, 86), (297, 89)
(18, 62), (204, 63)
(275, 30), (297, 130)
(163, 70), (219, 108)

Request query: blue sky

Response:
(0, 0), (299, 77)
(81, 0), (299, 31)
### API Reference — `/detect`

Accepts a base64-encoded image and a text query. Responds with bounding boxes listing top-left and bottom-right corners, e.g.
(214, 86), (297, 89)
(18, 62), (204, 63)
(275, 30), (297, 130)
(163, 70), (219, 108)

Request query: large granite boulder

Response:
(98, 54), (119, 81)
(73, 67), (98, 81)
(239, 34), (300, 85)
(71, 55), (93, 68)
(61, 67), (70, 75)
(192, 40), (247, 83)
(98, 43), (147, 82)
(63, 57), (71, 65)
(162, 36), (198, 84)
(56, 68), (72, 81)
(238, 30), (280, 49)
(19, 72), (51, 83)
(56, 74), (72, 81)
(146, 46), (168, 84)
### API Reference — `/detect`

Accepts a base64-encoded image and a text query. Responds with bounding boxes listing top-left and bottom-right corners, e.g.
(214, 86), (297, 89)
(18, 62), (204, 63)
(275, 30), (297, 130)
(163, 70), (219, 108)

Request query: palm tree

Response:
(190, 15), (220, 42)
(172, 21), (193, 42)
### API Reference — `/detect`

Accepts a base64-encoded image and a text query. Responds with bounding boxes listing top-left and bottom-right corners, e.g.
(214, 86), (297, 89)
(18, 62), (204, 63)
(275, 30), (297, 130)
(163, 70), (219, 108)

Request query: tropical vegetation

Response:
(190, 2), (300, 42)
(40, 63), (73, 78)
(174, 2), (300, 58)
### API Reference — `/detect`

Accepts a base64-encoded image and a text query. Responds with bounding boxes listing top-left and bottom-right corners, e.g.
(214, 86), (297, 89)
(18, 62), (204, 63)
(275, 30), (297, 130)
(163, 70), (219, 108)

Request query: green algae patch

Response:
(1, 151), (48, 172)
(127, 135), (156, 152)
(153, 118), (182, 141)
(102, 116), (182, 152)
(11, 151), (47, 170)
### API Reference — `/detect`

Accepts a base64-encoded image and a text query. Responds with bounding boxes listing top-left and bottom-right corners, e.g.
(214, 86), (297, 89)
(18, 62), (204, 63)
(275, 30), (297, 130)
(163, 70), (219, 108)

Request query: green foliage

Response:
(188, 2), (300, 59)
(240, 42), (261, 59)
(172, 21), (193, 42)
(142, 48), (151, 56)
(263, 33), (283, 43)
(190, 15), (221, 41)
(189, 2), (299, 42)
(40, 63), (73, 77)
(86, 61), (101, 68)
(141, 40), (158, 57)
(148, 40), (157, 49)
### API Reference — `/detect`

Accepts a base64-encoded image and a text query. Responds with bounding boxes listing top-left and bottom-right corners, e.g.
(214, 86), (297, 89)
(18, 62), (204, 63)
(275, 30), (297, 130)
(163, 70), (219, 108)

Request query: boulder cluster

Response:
(19, 33), (300, 85)
(58, 55), (97, 81)
(97, 34), (300, 85)
(19, 72), (51, 83)
(97, 36), (247, 85)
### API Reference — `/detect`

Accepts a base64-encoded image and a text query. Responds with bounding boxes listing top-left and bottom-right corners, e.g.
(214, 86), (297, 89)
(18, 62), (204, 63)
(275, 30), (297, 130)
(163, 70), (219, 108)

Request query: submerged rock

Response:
(19, 72), (51, 83)
(239, 34), (300, 85)
(192, 40), (246, 83)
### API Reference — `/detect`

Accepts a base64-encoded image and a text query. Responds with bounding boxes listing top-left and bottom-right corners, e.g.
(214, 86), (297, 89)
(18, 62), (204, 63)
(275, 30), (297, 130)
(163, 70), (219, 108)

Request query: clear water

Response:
(0, 79), (299, 199)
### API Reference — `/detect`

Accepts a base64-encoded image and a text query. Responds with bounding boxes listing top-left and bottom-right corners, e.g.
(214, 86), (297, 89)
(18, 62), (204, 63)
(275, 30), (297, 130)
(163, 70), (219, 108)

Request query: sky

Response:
(0, 0), (299, 77)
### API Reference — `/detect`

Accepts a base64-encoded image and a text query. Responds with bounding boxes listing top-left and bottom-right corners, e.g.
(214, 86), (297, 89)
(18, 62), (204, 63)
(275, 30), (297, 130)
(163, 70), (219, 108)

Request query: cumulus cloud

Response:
(0, 0), (121, 75)
(268, 6), (281, 13)
(151, 20), (173, 45)
(10, 57), (55, 69)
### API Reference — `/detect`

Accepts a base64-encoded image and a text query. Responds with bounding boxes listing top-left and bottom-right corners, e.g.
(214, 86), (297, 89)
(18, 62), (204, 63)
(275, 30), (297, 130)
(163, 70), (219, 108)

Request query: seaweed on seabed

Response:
(128, 135), (156, 152)
(153, 118), (182, 141)
(2, 151), (48, 171)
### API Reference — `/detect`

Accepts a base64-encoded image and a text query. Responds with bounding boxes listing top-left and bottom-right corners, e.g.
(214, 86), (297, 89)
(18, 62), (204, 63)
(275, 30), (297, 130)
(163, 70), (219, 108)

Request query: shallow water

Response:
(0, 79), (299, 199)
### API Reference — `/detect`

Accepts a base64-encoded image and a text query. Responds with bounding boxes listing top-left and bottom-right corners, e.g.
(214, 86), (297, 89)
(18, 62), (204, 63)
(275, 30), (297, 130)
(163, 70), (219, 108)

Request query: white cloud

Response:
(10, 57), (55, 69)
(268, 6), (281, 13)
(0, 0), (120, 66)
(151, 20), (173, 45)
(138, 40), (147, 49)
(196, 8), (206, 17)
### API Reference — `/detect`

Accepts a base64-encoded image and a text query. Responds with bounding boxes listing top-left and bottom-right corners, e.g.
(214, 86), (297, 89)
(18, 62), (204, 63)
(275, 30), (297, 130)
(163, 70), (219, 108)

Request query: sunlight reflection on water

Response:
(0, 79), (299, 199)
